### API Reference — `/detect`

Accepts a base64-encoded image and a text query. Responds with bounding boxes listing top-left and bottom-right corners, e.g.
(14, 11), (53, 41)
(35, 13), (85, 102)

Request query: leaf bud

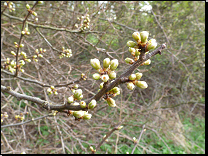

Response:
(140, 31), (149, 43)
(135, 81), (148, 89)
(92, 73), (100, 80)
(127, 40), (137, 47)
(103, 58), (111, 68)
(90, 58), (101, 70)
(110, 59), (119, 70)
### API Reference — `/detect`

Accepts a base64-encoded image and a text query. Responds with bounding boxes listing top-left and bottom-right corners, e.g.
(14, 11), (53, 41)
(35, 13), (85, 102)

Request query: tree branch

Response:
(1, 43), (166, 112)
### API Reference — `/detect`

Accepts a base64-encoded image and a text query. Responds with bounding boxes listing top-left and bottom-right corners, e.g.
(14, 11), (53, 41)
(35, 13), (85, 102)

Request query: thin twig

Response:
(1, 114), (51, 128)
(131, 125), (146, 154)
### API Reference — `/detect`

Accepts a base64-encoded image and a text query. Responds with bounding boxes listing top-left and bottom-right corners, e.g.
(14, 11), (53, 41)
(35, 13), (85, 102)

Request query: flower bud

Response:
(135, 49), (140, 57)
(73, 89), (83, 99)
(127, 40), (137, 47)
(101, 74), (109, 82)
(108, 71), (116, 79)
(129, 74), (136, 81)
(125, 58), (134, 64)
(76, 94), (83, 100)
(47, 87), (52, 92)
(73, 111), (84, 118)
(135, 81), (148, 89)
(127, 82), (135, 90)
(106, 97), (116, 107)
(21, 31), (25, 35)
(147, 39), (157, 51)
(88, 99), (96, 109)
(103, 58), (111, 68)
(72, 102), (79, 106)
(83, 112), (92, 120)
(92, 73), (100, 80)
(32, 11), (37, 16)
(116, 125), (123, 130)
(143, 59), (151, 65)
(19, 44), (24, 48)
(129, 47), (135, 55)
(67, 96), (74, 103)
(110, 59), (119, 70)
(133, 137), (137, 143)
(38, 54), (43, 57)
(19, 60), (25, 66)
(132, 32), (141, 41)
(80, 101), (86, 108)
(135, 72), (143, 80)
(111, 87), (120, 94)
(140, 31), (149, 43)
(11, 51), (16, 56)
(26, 4), (30, 9)
(26, 59), (31, 62)
(100, 82), (104, 89)
(90, 58), (101, 70)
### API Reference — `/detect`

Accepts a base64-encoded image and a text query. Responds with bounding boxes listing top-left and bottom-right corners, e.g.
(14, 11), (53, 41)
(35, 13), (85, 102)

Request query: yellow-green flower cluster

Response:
(126, 72), (148, 90)
(76, 14), (90, 31)
(21, 27), (30, 35)
(91, 58), (119, 83)
(33, 48), (46, 62)
(3, 47), (31, 73)
(4, 1), (15, 12)
(15, 113), (25, 121)
(99, 82), (120, 107)
(47, 86), (58, 95)
(1, 112), (9, 123)
(125, 31), (157, 65)
(26, 4), (37, 16)
(59, 47), (72, 59)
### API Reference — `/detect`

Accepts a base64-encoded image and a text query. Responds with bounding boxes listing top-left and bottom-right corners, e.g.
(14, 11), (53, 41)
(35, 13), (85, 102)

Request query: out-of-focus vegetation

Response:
(1, 1), (204, 154)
